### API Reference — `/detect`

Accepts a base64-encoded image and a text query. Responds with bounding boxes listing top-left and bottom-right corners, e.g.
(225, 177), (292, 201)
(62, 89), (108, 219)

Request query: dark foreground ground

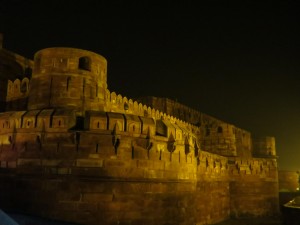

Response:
(3, 212), (80, 225)
(6, 213), (284, 225)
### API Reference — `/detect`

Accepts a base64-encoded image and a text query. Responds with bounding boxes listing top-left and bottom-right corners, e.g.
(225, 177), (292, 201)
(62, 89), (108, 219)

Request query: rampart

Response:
(0, 38), (279, 225)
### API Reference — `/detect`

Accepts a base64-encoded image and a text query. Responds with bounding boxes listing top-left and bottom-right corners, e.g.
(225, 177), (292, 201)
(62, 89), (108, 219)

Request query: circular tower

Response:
(28, 48), (108, 114)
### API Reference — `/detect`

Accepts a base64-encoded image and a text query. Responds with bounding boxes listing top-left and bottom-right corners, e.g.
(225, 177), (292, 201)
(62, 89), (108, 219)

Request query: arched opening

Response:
(124, 102), (129, 111)
(20, 81), (27, 93)
(97, 121), (100, 128)
(217, 126), (223, 133)
(58, 120), (61, 126)
(184, 137), (190, 155)
(78, 56), (91, 71)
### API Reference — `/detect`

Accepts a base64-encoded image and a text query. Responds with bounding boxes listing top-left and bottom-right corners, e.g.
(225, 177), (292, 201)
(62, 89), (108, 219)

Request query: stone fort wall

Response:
(0, 38), (279, 225)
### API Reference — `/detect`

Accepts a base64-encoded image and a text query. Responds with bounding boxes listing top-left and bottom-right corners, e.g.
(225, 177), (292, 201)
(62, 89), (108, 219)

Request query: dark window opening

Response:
(217, 126), (223, 133)
(27, 121), (30, 127)
(58, 120), (61, 126)
(132, 125), (135, 132)
(124, 102), (129, 111)
(206, 128), (210, 136)
(97, 121), (100, 128)
(66, 77), (71, 91)
(90, 87), (94, 98)
(79, 57), (91, 71)
(20, 82), (27, 93)
(36, 135), (41, 144)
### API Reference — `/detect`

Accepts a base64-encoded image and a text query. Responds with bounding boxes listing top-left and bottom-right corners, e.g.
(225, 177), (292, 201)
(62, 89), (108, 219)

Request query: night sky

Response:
(1, 0), (300, 171)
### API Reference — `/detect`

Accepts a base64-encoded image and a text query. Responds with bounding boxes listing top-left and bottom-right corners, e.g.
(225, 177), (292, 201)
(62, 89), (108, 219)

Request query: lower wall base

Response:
(230, 180), (280, 218)
(0, 173), (230, 225)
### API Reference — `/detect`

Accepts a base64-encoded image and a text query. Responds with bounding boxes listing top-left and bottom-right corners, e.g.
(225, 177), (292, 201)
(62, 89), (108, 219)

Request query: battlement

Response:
(0, 39), (279, 225)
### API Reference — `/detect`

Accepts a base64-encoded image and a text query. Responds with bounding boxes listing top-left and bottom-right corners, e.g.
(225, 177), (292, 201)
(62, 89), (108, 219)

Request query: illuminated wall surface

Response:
(0, 36), (280, 225)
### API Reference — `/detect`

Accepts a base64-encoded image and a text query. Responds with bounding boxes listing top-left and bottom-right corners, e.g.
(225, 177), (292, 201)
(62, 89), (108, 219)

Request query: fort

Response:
(0, 34), (279, 225)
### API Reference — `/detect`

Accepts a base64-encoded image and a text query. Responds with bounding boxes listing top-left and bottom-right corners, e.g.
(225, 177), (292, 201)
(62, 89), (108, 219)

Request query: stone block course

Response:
(0, 42), (279, 225)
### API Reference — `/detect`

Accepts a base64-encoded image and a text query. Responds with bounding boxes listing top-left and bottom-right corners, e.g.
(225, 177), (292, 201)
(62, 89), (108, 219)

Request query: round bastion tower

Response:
(28, 48), (107, 114)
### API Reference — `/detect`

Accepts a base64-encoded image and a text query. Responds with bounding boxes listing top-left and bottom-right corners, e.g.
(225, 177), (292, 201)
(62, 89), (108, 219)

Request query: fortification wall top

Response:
(33, 47), (107, 76)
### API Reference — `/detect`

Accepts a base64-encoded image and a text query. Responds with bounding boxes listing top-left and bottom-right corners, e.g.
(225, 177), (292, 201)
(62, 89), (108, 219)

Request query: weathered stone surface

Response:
(0, 38), (280, 225)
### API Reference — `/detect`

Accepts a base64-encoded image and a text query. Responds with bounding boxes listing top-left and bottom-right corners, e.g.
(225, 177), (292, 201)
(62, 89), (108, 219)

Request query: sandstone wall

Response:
(0, 46), (33, 112)
(0, 127), (279, 224)
(0, 129), (231, 225)
(28, 48), (107, 113)
(0, 174), (230, 225)
(229, 158), (279, 217)
(0, 45), (280, 225)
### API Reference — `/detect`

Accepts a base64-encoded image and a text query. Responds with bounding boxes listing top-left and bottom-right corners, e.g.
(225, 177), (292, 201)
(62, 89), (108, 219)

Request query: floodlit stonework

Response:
(0, 35), (279, 225)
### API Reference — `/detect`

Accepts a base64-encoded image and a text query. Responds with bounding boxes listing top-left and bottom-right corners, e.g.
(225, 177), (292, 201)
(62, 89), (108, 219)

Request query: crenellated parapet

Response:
(6, 77), (30, 101)
(105, 90), (201, 138)
(138, 96), (252, 157)
(0, 36), (33, 111)
(228, 157), (278, 178)
(0, 42), (280, 224)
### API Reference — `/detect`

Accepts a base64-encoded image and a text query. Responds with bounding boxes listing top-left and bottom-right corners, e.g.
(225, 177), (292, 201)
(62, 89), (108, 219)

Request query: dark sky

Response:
(1, 0), (300, 171)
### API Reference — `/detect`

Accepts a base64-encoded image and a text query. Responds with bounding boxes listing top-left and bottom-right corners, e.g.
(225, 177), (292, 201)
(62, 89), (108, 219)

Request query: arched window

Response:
(20, 81), (27, 93)
(217, 126), (223, 133)
(79, 57), (91, 71)
(97, 121), (100, 128)
(124, 102), (129, 111)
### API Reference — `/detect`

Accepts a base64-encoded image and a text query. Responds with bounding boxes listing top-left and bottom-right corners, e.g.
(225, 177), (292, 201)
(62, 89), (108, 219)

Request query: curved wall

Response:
(28, 48), (107, 113)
